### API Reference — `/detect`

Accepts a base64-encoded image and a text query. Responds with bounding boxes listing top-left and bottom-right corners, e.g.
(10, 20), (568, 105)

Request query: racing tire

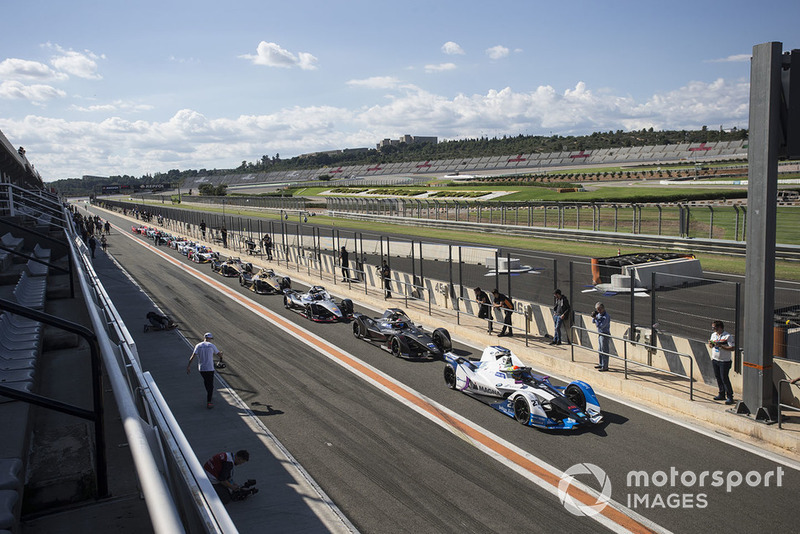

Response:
(565, 384), (587, 411)
(443, 365), (457, 390)
(280, 277), (291, 290)
(305, 304), (314, 320)
(340, 299), (354, 317)
(432, 328), (452, 353)
(390, 336), (403, 358)
(239, 275), (245, 286)
(513, 397), (531, 425)
(352, 319), (366, 339)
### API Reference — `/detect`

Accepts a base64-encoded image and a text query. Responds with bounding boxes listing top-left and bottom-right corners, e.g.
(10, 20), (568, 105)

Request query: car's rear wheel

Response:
(565, 384), (587, 411)
(432, 328), (452, 353)
(513, 397), (531, 425)
(390, 336), (402, 358)
(444, 366), (457, 389)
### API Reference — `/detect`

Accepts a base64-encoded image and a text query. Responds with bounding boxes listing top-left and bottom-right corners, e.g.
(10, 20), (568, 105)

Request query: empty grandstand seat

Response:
(32, 244), (51, 263)
(0, 460), (22, 491)
(12, 272), (46, 311)
(0, 234), (22, 254)
(0, 489), (18, 530)
(25, 259), (48, 278)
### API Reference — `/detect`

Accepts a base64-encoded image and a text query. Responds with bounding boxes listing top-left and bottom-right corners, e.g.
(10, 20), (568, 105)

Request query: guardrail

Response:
(778, 379), (800, 429)
(326, 210), (800, 261)
(570, 324), (695, 400)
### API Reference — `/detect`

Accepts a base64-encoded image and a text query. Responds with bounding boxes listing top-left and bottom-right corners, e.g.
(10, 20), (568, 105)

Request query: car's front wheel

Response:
(390, 336), (403, 358)
(565, 384), (587, 411)
(513, 397), (531, 425)
(352, 320), (365, 339)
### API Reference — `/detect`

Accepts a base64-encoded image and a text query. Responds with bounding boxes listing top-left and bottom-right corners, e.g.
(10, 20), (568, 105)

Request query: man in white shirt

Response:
(709, 320), (735, 405)
(187, 332), (223, 408)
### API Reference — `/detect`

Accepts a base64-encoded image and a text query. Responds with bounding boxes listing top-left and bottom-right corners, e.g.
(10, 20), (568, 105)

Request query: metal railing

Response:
(778, 379), (800, 429)
(455, 295), (533, 347)
(570, 324), (695, 400)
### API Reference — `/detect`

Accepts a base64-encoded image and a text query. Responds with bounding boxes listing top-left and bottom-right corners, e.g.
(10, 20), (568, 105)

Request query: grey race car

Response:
(352, 308), (451, 359)
(283, 285), (353, 322)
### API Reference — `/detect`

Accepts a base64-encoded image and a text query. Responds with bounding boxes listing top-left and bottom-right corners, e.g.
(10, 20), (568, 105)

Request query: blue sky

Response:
(1, 0), (797, 181)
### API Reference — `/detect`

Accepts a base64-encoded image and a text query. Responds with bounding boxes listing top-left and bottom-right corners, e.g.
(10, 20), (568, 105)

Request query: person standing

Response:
(709, 320), (735, 404)
(339, 246), (350, 281)
(380, 260), (392, 298)
(550, 289), (571, 346)
(100, 235), (107, 253)
(103, 220), (111, 235)
(88, 235), (97, 258)
(592, 302), (611, 371)
(220, 226), (228, 248)
(491, 289), (514, 337)
(262, 234), (273, 260)
(187, 332), (223, 408)
(474, 287), (493, 333)
(203, 450), (250, 504)
(200, 220), (207, 239)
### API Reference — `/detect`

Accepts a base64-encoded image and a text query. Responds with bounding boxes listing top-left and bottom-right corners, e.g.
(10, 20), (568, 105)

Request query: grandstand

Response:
(180, 140), (748, 191)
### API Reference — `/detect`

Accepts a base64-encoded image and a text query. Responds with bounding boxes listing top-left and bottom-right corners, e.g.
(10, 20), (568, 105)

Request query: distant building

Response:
(377, 135), (438, 149)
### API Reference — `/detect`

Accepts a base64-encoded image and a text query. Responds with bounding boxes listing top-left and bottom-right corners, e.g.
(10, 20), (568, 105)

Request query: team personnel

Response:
(187, 332), (223, 408)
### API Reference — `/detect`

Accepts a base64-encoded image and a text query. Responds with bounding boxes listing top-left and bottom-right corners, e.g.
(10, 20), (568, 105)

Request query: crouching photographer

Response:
(203, 449), (257, 503)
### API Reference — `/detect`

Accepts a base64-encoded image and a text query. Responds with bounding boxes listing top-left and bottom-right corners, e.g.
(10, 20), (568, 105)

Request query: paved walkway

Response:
(90, 239), (356, 533)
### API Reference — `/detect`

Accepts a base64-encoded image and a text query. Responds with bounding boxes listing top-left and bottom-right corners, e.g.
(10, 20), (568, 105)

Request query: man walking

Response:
(187, 332), (223, 408)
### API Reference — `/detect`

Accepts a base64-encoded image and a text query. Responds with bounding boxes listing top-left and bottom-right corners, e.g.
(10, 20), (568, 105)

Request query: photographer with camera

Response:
(203, 449), (255, 504)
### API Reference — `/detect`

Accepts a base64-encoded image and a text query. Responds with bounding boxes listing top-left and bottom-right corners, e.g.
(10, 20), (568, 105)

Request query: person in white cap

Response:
(187, 332), (223, 408)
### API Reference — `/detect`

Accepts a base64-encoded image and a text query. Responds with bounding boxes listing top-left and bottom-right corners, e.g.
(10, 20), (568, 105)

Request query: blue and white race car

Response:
(443, 346), (602, 430)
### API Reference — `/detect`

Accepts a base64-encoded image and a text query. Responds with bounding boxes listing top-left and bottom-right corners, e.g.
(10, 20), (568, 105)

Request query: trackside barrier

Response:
(69, 211), (235, 532)
(391, 277), (432, 315)
(778, 380), (800, 429)
(570, 324), (695, 400)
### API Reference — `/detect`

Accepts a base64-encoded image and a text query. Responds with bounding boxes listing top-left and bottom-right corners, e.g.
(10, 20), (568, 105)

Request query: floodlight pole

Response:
(740, 41), (783, 422)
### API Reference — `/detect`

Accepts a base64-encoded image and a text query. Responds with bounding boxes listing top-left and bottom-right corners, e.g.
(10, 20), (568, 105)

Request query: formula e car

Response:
(239, 267), (291, 294)
(211, 256), (252, 277)
(352, 308), (451, 358)
(188, 246), (215, 263)
(443, 346), (602, 430)
(283, 286), (353, 322)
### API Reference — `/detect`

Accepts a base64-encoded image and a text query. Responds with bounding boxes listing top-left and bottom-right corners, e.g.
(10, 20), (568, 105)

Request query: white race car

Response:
(444, 346), (602, 430)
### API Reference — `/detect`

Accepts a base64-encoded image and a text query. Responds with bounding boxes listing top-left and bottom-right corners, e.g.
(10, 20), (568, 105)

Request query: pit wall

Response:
(281, 244), (800, 409)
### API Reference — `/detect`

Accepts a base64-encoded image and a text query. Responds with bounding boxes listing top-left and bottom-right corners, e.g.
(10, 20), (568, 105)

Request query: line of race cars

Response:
(131, 224), (603, 432)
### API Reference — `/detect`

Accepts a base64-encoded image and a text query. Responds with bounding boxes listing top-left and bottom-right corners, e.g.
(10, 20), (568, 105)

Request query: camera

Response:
(230, 479), (258, 501)
(591, 310), (598, 318)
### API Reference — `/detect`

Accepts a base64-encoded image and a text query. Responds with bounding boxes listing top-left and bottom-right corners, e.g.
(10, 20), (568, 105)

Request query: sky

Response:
(0, 0), (797, 181)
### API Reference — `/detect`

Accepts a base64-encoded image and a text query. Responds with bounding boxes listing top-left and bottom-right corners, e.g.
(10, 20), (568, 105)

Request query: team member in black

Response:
(491, 289), (514, 337)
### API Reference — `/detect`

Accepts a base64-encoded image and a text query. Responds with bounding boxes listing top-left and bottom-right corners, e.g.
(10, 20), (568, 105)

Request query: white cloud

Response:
(0, 80), (66, 104)
(70, 100), (155, 113)
(441, 41), (464, 55)
(707, 54), (751, 63)
(346, 76), (402, 89)
(486, 45), (509, 60)
(46, 43), (104, 79)
(1, 77), (750, 180)
(424, 63), (457, 73)
(240, 41), (318, 70)
(0, 58), (67, 81)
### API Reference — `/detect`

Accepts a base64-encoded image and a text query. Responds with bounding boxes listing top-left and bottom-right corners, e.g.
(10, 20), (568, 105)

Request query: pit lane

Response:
(93, 207), (799, 534)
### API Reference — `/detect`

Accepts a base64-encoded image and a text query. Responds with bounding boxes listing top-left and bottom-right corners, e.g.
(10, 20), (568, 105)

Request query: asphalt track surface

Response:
(94, 207), (799, 534)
